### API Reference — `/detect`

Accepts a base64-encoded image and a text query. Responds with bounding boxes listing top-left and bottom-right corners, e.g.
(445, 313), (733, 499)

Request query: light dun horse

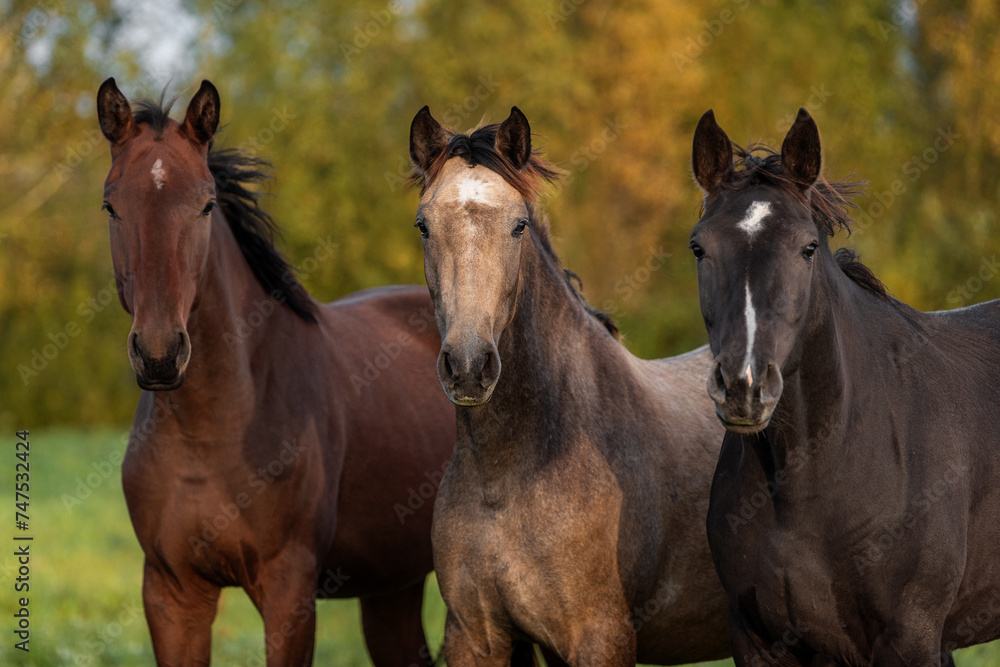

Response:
(690, 108), (1000, 666)
(98, 78), (455, 666)
(408, 106), (731, 665)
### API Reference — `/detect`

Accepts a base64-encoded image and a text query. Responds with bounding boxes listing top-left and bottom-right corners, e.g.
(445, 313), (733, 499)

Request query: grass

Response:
(1, 427), (997, 665)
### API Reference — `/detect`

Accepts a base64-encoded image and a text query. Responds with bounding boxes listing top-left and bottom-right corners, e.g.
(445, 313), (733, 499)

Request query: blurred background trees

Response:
(2, 0), (998, 429)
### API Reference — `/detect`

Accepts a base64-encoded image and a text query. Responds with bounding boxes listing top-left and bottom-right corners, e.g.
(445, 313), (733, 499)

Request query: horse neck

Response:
(165, 215), (312, 426)
(763, 252), (888, 480)
(459, 228), (611, 467)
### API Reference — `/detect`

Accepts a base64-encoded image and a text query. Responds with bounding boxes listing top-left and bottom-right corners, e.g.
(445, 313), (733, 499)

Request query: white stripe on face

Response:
(737, 200), (771, 238)
(743, 280), (757, 386)
(151, 158), (166, 190)
(455, 175), (501, 206)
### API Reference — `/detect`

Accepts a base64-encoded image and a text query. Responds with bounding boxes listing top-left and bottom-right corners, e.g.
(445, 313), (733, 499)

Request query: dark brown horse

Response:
(689, 108), (999, 666)
(97, 78), (456, 666)
(407, 106), (731, 665)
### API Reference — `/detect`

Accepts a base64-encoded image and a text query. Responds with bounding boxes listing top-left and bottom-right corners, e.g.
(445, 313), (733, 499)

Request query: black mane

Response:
(207, 150), (317, 322)
(531, 207), (620, 339)
(132, 94), (317, 323)
(726, 144), (890, 302)
(133, 93), (177, 132)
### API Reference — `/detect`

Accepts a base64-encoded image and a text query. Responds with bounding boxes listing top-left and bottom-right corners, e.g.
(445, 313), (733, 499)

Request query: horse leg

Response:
(442, 609), (515, 666)
(360, 579), (432, 666)
(871, 636), (949, 667)
(728, 606), (808, 667)
(142, 560), (220, 666)
(256, 554), (319, 667)
(571, 617), (636, 667)
(870, 612), (951, 667)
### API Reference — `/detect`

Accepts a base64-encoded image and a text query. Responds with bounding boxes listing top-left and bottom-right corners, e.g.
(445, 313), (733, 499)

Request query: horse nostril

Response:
(480, 348), (500, 384)
(130, 332), (147, 365)
(760, 361), (784, 403)
(174, 330), (191, 364)
(443, 351), (455, 380)
(707, 360), (728, 404)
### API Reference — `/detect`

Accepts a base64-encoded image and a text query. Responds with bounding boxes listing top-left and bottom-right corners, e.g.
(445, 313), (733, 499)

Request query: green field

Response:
(1, 428), (998, 666)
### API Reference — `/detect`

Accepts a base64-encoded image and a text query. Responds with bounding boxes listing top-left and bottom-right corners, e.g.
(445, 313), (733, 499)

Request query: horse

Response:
(406, 105), (731, 665)
(97, 77), (458, 666)
(689, 107), (1000, 666)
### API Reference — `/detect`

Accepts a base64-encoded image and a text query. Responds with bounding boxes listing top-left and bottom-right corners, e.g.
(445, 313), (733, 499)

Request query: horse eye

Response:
(201, 201), (216, 217)
(102, 202), (117, 219)
(512, 219), (528, 238)
(690, 242), (705, 260)
(803, 241), (818, 259)
(414, 219), (429, 239)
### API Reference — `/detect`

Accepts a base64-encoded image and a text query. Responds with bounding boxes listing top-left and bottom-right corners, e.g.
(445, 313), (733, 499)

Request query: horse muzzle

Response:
(127, 328), (191, 391)
(437, 338), (501, 407)
(707, 357), (783, 434)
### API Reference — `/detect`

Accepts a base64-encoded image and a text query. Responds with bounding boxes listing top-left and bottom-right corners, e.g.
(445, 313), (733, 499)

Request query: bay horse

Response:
(97, 78), (457, 666)
(689, 108), (1000, 666)
(407, 106), (731, 664)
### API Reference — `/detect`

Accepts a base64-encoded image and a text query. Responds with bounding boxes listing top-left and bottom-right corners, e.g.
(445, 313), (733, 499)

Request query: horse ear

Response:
(97, 77), (135, 147)
(409, 106), (449, 177)
(692, 109), (733, 195)
(495, 107), (531, 170)
(182, 80), (220, 146)
(781, 108), (821, 188)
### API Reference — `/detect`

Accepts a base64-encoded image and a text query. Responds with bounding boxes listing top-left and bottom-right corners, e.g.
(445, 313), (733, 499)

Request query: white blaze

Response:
(151, 158), (166, 190)
(737, 200), (771, 238)
(455, 175), (499, 206)
(743, 280), (757, 386)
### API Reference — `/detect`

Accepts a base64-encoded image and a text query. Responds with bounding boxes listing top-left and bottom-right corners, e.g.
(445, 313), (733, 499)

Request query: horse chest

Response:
(712, 497), (857, 655)
(434, 454), (627, 648)
(125, 433), (322, 586)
